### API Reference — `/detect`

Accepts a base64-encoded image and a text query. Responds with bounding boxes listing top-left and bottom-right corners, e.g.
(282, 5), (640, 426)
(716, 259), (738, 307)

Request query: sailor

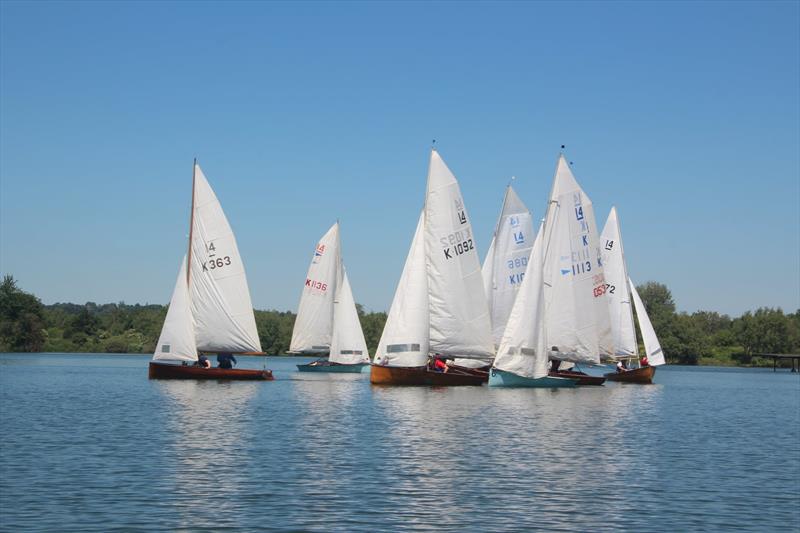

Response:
(217, 353), (237, 369)
(641, 355), (650, 367)
(197, 355), (211, 369)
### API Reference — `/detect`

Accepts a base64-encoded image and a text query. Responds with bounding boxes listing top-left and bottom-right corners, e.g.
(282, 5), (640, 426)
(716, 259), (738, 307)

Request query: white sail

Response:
(542, 155), (612, 364)
(424, 150), (494, 360)
(481, 237), (496, 310)
(374, 211), (430, 367)
(290, 223), (342, 353)
(494, 222), (548, 379)
(600, 207), (638, 357)
(629, 278), (666, 366)
(189, 164), (262, 353)
(153, 255), (197, 362)
(482, 184), (535, 346)
(329, 268), (370, 364)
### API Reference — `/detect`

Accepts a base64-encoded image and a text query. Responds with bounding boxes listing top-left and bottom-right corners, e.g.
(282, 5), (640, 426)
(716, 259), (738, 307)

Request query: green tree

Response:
(734, 308), (791, 360)
(0, 275), (46, 352)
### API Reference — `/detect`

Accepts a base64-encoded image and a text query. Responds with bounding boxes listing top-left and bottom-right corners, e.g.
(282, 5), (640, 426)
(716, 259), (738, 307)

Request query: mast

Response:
(186, 158), (197, 286)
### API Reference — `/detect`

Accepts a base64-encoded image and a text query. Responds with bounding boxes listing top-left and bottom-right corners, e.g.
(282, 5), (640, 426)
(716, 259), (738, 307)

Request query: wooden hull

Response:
(370, 365), (485, 386)
(446, 364), (490, 383)
(488, 369), (578, 388)
(604, 365), (656, 384)
(148, 361), (274, 380)
(296, 362), (369, 373)
(549, 370), (606, 386)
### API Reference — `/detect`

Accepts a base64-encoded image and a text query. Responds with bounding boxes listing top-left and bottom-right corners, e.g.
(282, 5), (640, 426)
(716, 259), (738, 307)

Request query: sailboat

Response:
(293, 223), (371, 372)
(488, 220), (577, 387)
(148, 161), (273, 380)
(370, 149), (493, 386)
(481, 182), (536, 348)
(600, 207), (666, 383)
(541, 155), (612, 386)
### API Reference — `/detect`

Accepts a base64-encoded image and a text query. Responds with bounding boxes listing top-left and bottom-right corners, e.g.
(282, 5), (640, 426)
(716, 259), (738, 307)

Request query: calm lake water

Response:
(1, 354), (798, 532)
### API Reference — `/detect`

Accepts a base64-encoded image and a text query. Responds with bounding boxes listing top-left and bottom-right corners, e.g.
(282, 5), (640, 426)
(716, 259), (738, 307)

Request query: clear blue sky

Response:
(1, 1), (798, 317)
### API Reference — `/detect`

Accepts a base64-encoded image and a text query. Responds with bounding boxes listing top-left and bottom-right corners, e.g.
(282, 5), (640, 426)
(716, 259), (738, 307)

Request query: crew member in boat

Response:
(616, 360), (628, 373)
(640, 355), (649, 367)
(217, 353), (237, 369)
(431, 356), (448, 373)
(550, 360), (562, 373)
(196, 355), (211, 369)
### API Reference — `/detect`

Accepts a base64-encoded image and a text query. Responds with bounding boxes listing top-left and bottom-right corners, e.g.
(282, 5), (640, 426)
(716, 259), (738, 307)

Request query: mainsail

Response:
(329, 268), (370, 365)
(290, 223), (342, 353)
(189, 164), (262, 354)
(153, 255), (197, 362)
(629, 278), (666, 366)
(482, 184), (535, 346)
(424, 150), (494, 360)
(600, 207), (638, 357)
(493, 222), (548, 379)
(374, 211), (430, 367)
(542, 155), (612, 364)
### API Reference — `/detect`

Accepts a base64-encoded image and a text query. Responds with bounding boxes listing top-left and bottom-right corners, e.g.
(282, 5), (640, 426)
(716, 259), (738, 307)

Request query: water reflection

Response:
(153, 380), (261, 530)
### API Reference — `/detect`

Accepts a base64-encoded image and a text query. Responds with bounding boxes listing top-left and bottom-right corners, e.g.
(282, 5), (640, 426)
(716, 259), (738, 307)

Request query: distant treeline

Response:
(1, 275), (798, 366)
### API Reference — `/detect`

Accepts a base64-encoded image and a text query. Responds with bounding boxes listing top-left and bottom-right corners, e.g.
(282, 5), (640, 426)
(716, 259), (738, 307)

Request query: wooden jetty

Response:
(757, 353), (800, 372)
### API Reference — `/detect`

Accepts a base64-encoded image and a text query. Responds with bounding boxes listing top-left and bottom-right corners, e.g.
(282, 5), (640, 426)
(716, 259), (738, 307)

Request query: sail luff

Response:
(186, 159), (196, 287)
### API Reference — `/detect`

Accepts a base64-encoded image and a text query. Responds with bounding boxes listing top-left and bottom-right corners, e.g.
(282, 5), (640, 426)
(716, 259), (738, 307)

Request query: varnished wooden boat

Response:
(370, 364), (485, 386)
(604, 365), (656, 384)
(549, 370), (606, 386)
(148, 361), (274, 380)
(446, 364), (490, 383)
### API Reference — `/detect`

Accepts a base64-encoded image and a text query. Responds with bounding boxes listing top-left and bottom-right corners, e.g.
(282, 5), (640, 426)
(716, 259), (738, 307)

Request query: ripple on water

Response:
(1, 356), (798, 532)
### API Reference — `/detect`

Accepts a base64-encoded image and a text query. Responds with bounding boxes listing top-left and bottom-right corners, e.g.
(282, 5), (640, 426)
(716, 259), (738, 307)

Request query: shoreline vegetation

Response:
(1, 275), (798, 368)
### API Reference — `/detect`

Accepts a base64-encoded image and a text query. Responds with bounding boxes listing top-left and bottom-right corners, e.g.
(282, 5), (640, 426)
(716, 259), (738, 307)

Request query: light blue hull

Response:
(296, 363), (369, 373)
(488, 369), (578, 388)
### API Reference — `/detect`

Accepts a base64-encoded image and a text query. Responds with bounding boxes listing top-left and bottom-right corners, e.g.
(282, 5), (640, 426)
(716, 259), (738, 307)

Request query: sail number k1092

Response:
(440, 228), (474, 260)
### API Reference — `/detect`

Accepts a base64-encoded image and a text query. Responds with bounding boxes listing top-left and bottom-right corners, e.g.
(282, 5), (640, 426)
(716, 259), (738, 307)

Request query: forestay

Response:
(494, 222), (548, 379)
(290, 223), (342, 353)
(153, 256), (197, 362)
(425, 150), (494, 360)
(482, 184), (535, 346)
(629, 278), (666, 366)
(374, 211), (430, 367)
(189, 164), (262, 354)
(600, 207), (638, 357)
(329, 268), (370, 364)
(542, 156), (612, 364)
